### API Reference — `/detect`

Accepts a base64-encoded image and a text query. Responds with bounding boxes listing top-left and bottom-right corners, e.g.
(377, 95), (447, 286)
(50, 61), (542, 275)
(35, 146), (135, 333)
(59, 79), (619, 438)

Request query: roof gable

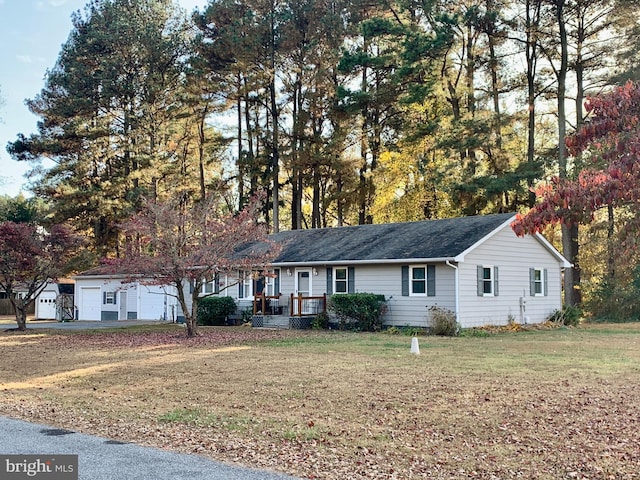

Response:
(269, 213), (517, 264)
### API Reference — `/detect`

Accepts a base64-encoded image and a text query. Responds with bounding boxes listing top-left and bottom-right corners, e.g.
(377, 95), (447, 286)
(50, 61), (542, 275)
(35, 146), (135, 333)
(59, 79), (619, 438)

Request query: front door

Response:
(295, 269), (312, 314)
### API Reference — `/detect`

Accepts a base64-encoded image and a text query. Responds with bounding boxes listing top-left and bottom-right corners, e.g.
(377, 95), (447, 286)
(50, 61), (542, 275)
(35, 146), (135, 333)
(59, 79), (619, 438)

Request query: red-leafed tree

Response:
(512, 81), (640, 304)
(0, 222), (83, 330)
(118, 194), (279, 337)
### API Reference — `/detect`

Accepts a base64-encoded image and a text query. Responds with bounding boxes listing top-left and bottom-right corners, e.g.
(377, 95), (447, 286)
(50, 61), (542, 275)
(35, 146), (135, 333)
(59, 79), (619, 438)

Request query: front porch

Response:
(251, 293), (327, 329)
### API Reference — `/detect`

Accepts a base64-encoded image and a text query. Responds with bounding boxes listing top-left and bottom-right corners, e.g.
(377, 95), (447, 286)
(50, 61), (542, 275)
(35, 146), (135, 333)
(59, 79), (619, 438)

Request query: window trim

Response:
(103, 291), (117, 305)
(410, 266), (427, 296)
(408, 265), (436, 296)
(239, 271), (253, 299)
(530, 267), (548, 297)
(477, 265), (499, 297)
(334, 267), (349, 294)
(201, 274), (220, 295)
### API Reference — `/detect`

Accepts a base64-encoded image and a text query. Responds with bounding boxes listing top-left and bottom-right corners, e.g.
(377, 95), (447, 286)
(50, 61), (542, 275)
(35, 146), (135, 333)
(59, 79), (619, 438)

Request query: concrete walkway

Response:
(0, 416), (299, 480)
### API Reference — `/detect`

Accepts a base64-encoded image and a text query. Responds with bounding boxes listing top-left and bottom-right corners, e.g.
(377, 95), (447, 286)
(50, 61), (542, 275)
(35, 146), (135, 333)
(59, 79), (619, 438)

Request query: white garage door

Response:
(36, 292), (57, 320)
(79, 287), (101, 321)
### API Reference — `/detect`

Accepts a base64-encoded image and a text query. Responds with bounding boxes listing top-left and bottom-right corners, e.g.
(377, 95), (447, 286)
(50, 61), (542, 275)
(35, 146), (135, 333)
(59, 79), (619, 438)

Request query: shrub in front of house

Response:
(547, 304), (582, 326)
(428, 306), (460, 336)
(327, 293), (386, 331)
(312, 311), (330, 330)
(197, 296), (237, 326)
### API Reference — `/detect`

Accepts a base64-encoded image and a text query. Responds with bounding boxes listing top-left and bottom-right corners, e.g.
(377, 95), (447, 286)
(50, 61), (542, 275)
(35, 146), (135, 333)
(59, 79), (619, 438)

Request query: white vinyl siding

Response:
(361, 264), (453, 327)
(458, 226), (563, 328)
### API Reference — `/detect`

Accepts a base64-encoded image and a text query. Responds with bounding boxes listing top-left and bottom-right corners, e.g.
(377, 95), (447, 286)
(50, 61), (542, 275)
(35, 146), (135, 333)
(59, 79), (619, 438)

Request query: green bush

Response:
(383, 326), (428, 336)
(312, 311), (330, 330)
(547, 304), (582, 326)
(428, 306), (460, 336)
(197, 296), (237, 326)
(327, 293), (386, 332)
(585, 270), (640, 323)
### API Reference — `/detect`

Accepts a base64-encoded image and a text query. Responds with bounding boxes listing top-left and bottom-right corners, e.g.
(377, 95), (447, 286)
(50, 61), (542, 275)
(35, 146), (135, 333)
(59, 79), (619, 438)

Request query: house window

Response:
(255, 271), (277, 297)
(477, 265), (499, 297)
(263, 271), (279, 296)
(401, 265), (436, 296)
(103, 291), (116, 304)
(238, 271), (253, 298)
(334, 267), (348, 293)
(530, 268), (547, 296)
(411, 267), (426, 294)
(202, 274), (219, 295)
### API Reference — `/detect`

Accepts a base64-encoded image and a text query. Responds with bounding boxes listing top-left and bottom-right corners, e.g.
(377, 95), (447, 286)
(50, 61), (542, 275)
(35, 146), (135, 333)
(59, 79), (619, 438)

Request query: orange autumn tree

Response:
(512, 81), (640, 313)
(118, 194), (279, 337)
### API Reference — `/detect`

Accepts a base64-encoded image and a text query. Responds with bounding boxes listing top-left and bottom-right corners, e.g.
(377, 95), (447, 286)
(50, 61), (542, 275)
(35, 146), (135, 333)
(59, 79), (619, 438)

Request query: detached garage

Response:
(73, 268), (177, 322)
(78, 287), (101, 321)
(35, 281), (75, 321)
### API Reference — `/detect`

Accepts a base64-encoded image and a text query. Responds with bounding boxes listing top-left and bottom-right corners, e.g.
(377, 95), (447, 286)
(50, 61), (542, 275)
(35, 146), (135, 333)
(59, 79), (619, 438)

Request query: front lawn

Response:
(1, 324), (639, 479)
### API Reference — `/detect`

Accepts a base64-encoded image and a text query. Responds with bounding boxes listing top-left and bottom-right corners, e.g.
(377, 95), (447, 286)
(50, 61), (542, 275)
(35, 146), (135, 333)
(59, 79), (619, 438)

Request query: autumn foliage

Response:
(0, 222), (82, 330)
(512, 81), (640, 246)
(117, 194), (279, 337)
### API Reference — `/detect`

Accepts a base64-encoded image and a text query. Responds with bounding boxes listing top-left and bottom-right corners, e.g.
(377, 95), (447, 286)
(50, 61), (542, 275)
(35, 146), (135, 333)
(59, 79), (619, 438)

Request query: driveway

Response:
(0, 416), (299, 480)
(0, 318), (176, 330)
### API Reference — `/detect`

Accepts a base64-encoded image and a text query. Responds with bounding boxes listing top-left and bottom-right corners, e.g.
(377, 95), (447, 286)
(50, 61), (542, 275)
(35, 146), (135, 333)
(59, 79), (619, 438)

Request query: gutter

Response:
(445, 260), (460, 324)
(271, 257), (457, 267)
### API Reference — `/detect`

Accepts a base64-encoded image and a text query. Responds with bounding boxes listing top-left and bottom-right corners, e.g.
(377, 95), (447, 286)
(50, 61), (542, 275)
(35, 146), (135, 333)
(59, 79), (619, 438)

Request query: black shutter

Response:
(529, 268), (535, 296)
(348, 267), (355, 293)
(427, 265), (436, 296)
(326, 268), (333, 295)
(401, 266), (409, 296)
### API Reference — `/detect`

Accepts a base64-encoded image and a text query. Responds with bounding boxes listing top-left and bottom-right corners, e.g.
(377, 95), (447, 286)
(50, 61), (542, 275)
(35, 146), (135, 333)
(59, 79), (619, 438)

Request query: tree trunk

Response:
(10, 296), (28, 331)
(525, 0), (541, 208)
(177, 282), (197, 337)
(606, 203), (615, 284)
(556, 0), (580, 305)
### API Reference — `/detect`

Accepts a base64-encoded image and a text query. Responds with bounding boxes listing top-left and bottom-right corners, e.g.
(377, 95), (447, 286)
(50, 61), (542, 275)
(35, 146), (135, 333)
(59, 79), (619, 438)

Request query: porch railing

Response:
(252, 293), (328, 317)
(252, 294), (284, 315)
(289, 293), (327, 317)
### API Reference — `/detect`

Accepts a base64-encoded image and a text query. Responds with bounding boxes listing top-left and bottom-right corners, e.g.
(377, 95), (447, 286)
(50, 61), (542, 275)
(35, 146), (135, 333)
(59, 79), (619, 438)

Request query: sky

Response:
(0, 0), (207, 197)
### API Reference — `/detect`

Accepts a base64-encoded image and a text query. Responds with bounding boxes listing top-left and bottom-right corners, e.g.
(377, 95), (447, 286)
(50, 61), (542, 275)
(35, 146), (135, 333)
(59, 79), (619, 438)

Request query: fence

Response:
(0, 299), (35, 316)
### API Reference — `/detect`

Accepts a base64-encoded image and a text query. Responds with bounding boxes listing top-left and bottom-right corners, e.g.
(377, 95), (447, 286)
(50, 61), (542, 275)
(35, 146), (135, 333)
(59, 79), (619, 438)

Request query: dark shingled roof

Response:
(268, 213), (515, 264)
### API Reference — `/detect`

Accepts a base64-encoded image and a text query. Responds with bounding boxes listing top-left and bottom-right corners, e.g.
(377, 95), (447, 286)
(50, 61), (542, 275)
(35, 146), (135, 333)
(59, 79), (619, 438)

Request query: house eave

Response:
(271, 257), (458, 267)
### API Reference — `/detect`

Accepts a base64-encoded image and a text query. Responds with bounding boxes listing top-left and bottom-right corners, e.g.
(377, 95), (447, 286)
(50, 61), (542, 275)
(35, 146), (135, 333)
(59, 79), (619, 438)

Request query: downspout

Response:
(446, 261), (460, 325)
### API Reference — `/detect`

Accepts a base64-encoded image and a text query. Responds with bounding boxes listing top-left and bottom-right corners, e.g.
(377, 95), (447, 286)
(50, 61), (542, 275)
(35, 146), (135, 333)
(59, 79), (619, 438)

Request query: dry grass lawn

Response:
(1, 323), (639, 479)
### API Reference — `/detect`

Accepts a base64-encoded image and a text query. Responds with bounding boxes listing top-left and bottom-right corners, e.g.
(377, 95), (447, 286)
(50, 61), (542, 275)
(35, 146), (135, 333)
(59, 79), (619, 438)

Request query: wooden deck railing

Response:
(289, 293), (327, 317)
(252, 294), (283, 315)
(252, 293), (328, 317)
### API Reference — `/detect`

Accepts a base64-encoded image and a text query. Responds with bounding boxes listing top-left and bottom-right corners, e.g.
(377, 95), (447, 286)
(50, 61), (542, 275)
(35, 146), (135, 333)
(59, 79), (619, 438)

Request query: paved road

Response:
(0, 416), (300, 480)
